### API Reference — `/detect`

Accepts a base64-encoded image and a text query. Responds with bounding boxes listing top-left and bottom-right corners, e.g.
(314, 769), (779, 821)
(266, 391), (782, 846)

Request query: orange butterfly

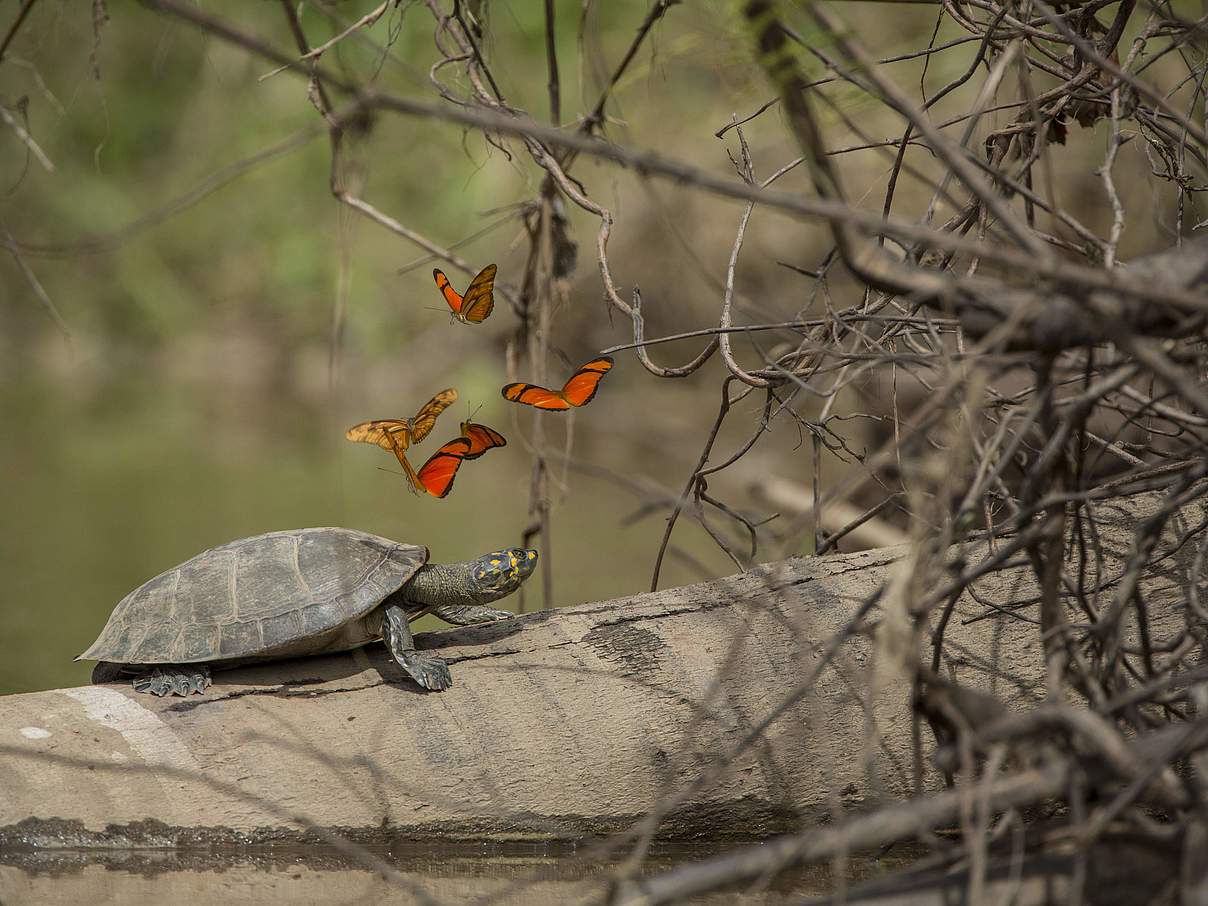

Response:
(458, 421), (507, 459)
(345, 388), (458, 469)
(403, 423), (506, 499)
(412, 437), (473, 499)
(434, 264), (496, 325)
(501, 357), (614, 411)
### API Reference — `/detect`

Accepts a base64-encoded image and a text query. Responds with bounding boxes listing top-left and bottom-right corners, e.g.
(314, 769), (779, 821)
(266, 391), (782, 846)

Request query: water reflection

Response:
(0, 842), (904, 906)
(0, 836), (1181, 906)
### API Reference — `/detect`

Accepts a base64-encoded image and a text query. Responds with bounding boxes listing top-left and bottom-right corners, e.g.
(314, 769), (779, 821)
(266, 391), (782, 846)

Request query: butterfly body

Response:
(502, 356), (614, 411)
(434, 264), (496, 325)
(458, 421), (507, 459)
(346, 388), (458, 472)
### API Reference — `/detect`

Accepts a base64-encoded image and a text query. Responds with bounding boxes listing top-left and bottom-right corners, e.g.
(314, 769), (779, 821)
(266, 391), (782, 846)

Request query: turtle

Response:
(79, 527), (538, 696)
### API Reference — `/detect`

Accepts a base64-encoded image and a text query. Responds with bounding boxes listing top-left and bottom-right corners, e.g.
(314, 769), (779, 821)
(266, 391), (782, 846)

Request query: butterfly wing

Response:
(393, 446), (417, 476)
(502, 356), (614, 411)
(416, 438), (473, 498)
(459, 421), (507, 459)
(433, 269), (464, 316)
(501, 382), (572, 411)
(559, 356), (614, 407)
(395, 449), (423, 492)
(409, 388), (459, 446)
(458, 264), (496, 324)
(346, 419), (412, 452)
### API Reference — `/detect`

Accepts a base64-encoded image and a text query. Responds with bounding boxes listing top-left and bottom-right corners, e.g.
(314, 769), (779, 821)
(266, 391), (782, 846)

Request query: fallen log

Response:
(0, 492), (1199, 847)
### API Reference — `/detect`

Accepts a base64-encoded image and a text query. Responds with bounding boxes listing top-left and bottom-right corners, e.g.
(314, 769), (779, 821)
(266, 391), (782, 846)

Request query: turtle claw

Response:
(188, 667), (212, 695)
(133, 671), (171, 696)
(132, 666), (212, 697)
(400, 653), (453, 692)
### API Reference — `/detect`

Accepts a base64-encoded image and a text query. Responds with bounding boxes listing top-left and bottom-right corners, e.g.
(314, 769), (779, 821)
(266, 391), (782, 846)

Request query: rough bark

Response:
(0, 493), (1199, 847)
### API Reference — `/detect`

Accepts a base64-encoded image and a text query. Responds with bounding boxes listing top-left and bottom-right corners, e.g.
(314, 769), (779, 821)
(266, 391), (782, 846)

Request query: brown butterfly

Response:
(345, 388), (458, 469)
(501, 357), (613, 411)
(434, 264), (496, 325)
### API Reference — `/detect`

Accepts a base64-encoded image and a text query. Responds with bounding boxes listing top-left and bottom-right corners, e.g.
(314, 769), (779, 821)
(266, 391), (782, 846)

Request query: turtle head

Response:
(403, 548), (539, 609)
(470, 548), (539, 602)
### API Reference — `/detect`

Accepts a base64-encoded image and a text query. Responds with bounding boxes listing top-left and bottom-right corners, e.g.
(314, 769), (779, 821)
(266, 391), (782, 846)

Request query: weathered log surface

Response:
(0, 494), (1197, 847)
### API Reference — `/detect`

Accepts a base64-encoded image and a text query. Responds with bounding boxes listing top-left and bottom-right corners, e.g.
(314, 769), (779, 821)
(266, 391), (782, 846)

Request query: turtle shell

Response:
(79, 528), (428, 665)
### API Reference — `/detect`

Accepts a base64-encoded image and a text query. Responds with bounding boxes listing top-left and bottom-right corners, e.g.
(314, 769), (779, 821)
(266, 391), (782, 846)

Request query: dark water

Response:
(3, 838), (1174, 905)
(0, 842), (922, 906)
(0, 835), (1179, 906)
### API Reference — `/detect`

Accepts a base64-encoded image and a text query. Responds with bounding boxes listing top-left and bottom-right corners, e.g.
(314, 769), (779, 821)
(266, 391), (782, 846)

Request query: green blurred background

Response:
(0, 1), (1172, 693)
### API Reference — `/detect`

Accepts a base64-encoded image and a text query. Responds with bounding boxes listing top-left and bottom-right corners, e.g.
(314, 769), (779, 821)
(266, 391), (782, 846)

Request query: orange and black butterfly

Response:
(412, 437), (473, 499)
(402, 423), (506, 499)
(458, 421), (506, 459)
(345, 388), (458, 468)
(434, 264), (496, 325)
(413, 422), (506, 497)
(501, 356), (614, 411)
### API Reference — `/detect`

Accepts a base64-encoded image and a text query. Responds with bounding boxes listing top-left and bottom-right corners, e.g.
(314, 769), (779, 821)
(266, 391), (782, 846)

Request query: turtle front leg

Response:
(129, 665), (212, 697)
(430, 604), (513, 625)
(383, 604), (452, 691)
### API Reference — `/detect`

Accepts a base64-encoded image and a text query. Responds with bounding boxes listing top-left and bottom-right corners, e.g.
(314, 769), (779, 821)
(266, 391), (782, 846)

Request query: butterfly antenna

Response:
(419, 306), (461, 327)
(377, 466), (423, 495)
